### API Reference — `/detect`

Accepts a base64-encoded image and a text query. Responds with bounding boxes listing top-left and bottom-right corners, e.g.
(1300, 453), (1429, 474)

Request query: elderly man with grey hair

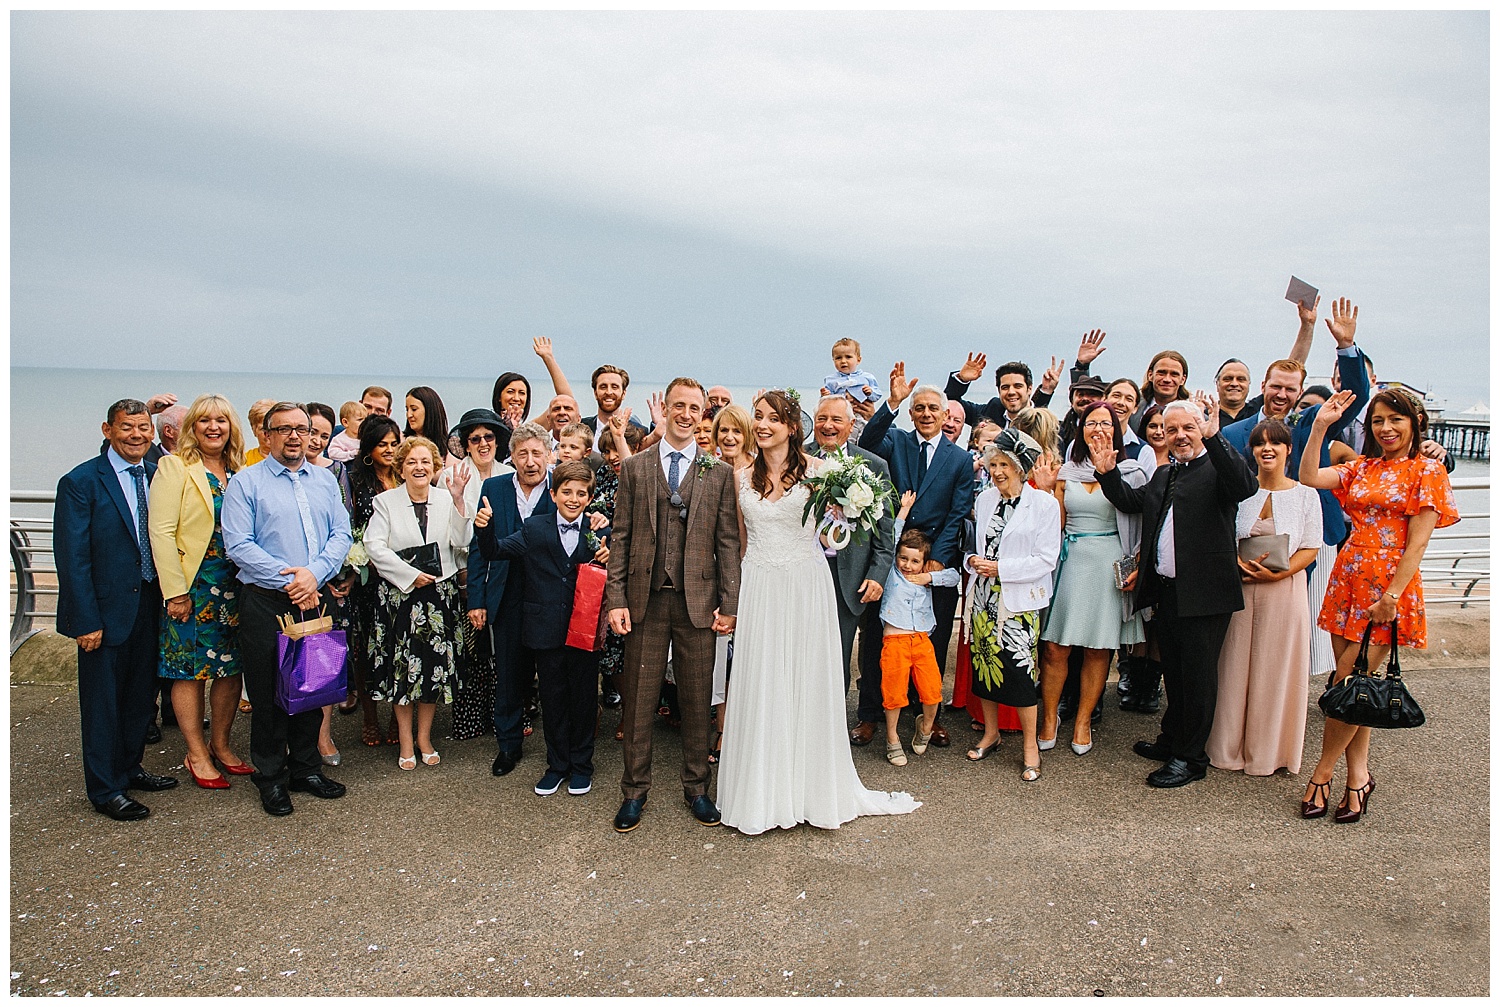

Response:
(468, 420), (557, 777)
(858, 363), (976, 749)
(155, 404), (189, 455)
(1093, 393), (1257, 789)
(809, 395), (896, 745)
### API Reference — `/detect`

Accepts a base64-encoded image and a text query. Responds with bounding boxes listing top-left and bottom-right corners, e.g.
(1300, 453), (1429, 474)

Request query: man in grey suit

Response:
(808, 395), (896, 747)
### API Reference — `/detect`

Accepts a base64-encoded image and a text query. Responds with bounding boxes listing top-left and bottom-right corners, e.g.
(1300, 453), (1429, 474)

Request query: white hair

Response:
(1160, 400), (1203, 423)
(156, 404), (188, 435)
(815, 394), (854, 419)
(910, 385), (949, 410)
(509, 421), (551, 454)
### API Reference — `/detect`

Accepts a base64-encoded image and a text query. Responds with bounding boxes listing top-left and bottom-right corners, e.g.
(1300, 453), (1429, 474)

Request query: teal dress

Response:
(158, 471), (242, 680)
(1040, 479), (1144, 650)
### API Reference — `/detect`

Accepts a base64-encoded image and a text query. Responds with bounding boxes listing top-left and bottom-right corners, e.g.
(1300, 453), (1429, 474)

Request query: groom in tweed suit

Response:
(605, 377), (742, 833)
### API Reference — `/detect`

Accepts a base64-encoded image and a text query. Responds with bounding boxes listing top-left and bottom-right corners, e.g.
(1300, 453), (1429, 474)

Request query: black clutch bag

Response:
(396, 542), (443, 579)
(1317, 621), (1425, 729)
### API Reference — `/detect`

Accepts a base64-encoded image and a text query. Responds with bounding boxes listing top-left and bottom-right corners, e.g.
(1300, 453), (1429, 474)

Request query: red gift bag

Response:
(566, 562), (609, 651)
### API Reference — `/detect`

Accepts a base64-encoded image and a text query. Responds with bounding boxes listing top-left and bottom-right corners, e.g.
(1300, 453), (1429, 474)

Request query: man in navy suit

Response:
(480, 460), (611, 798)
(860, 363), (977, 748)
(467, 422), (556, 778)
(54, 399), (179, 821)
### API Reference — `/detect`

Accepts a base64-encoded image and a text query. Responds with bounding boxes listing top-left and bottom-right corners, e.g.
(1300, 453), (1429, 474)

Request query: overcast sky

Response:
(11, 11), (1491, 407)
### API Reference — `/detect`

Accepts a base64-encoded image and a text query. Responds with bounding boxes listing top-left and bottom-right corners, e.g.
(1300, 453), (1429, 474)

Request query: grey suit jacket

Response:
(810, 442), (897, 616)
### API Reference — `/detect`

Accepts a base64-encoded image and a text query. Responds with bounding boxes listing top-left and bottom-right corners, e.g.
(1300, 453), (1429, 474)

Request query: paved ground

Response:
(9, 648), (1490, 996)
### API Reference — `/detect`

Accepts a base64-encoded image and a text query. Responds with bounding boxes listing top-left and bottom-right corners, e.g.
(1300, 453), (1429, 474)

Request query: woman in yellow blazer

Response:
(148, 394), (253, 789)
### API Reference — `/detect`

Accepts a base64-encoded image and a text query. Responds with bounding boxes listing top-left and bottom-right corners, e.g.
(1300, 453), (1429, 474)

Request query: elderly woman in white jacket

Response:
(963, 429), (1062, 782)
(363, 436), (473, 771)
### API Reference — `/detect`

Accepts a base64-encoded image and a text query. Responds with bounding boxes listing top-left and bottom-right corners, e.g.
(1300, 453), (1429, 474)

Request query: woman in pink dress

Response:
(1206, 420), (1322, 775)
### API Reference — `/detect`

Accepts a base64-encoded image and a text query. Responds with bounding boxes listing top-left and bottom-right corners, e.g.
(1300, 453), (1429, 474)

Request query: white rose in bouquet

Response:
(844, 479), (875, 519)
(346, 541), (370, 568)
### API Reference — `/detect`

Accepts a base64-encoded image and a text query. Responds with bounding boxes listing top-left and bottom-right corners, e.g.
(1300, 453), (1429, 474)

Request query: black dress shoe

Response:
(614, 798), (645, 832)
(144, 722), (162, 745)
(127, 771), (179, 792)
(259, 784), (294, 816)
(492, 751), (519, 777)
(1132, 740), (1172, 762)
(601, 688), (622, 709)
(289, 773), (346, 799)
(92, 794), (149, 821)
(1147, 758), (1207, 788)
(687, 795), (722, 826)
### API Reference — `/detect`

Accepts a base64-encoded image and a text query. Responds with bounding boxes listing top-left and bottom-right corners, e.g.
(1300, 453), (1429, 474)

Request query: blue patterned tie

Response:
(667, 452), (684, 494)
(127, 465), (156, 582)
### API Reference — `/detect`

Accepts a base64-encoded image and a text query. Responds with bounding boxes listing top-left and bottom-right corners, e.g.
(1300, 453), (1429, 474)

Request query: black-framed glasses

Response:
(268, 425), (311, 437)
(669, 491), (687, 520)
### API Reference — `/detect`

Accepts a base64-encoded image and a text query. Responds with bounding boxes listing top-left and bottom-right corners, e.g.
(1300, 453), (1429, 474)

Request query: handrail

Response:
(11, 476), (1491, 652)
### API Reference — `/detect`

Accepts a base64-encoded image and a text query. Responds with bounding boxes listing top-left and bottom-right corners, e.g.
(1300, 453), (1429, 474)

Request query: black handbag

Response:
(395, 542), (443, 579)
(1317, 621), (1425, 729)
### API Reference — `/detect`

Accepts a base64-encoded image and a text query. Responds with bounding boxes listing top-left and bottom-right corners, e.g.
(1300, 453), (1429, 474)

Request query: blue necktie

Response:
(127, 465), (156, 582)
(667, 452), (684, 494)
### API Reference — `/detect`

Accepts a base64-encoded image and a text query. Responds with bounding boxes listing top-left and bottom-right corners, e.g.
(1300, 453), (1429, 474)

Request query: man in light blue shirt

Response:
(222, 402), (352, 817)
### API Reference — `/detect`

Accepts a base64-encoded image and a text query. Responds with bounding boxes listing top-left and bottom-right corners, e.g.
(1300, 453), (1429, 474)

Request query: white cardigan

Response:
(365, 485), (472, 593)
(964, 484), (1062, 613)
(1236, 484), (1323, 552)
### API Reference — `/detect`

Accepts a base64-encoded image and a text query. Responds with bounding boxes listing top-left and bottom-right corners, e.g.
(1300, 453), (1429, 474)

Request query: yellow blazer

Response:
(148, 455), (226, 600)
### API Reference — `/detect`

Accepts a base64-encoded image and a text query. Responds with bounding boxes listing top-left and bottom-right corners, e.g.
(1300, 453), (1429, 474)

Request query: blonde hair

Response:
(247, 398), (279, 430)
(712, 403), (756, 460)
(832, 337), (862, 356)
(1010, 406), (1059, 456)
(175, 394), (246, 471)
(339, 400), (367, 425)
(393, 436), (440, 481)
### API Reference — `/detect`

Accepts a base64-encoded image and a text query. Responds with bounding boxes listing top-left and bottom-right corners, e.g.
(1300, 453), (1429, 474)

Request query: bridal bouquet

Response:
(801, 453), (895, 552)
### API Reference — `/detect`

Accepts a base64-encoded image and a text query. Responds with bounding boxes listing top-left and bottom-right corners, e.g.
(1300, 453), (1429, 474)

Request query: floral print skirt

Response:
(968, 579), (1040, 708)
(369, 576), (464, 705)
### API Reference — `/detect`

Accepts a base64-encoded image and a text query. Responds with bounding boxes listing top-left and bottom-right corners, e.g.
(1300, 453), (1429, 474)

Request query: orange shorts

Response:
(880, 632), (942, 710)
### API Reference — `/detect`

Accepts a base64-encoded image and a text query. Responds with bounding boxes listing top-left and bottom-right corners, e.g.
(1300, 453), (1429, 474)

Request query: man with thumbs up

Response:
(466, 422), (556, 777)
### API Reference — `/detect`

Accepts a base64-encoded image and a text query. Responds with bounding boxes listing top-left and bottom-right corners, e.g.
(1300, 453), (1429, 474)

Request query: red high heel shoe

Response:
(1334, 776), (1375, 824)
(212, 755), (255, 776)
(187, 756), (230, 790)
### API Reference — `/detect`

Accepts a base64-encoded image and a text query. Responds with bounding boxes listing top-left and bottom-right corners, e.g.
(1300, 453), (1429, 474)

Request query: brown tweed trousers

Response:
(605, 446), (742, 801)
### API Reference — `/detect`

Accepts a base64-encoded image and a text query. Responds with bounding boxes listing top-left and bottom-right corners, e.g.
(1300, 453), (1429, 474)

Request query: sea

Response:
(9, 366), (1489, 563)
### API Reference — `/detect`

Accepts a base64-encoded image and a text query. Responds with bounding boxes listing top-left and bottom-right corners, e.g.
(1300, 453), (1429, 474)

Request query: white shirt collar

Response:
(556, 511), (582, 531)
(917, 432), (943, 452)
(659, 438), (698, 464)
(106, 446), (138, 474)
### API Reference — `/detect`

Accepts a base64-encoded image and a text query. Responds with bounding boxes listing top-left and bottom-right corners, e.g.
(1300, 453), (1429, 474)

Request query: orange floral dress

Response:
(1318, 455), (1459, 648)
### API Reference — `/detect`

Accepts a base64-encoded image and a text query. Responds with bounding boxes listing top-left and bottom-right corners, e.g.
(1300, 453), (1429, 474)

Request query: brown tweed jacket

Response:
(604, 447), (742, 629)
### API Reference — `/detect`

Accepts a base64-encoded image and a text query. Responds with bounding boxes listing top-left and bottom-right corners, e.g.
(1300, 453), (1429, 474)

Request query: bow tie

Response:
(562, 521), (580, 532)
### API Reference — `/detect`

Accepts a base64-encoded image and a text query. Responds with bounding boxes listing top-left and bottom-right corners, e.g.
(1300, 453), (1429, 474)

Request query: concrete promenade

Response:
(8, 618), (1489, 996)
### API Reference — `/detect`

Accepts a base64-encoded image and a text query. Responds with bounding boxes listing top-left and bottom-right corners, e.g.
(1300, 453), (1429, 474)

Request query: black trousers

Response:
(240, 586), (327, 789)
(492, 573), (536, 758)
(534, 646), (601, 778)
(1153, 581), (1233, 770)
(76, 581), (160, 804)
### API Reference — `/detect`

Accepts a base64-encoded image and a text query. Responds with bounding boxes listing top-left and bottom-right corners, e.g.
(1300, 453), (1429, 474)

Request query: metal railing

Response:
(9, 478), (1490, 653)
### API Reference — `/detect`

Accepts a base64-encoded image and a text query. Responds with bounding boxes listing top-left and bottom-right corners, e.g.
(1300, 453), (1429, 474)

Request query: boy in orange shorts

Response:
(878, 492), (960, 766)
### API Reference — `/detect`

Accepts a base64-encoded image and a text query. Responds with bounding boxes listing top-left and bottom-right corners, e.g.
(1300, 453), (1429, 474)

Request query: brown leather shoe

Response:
(849, 721), (876, 746)
(929, 722), (951, 748)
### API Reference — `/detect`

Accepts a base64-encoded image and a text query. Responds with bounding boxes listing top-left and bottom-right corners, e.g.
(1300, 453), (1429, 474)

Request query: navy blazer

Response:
(488, 512), (608, 651)
(54, 453), (159, 644)
(857, 403), (976, 568)
(1222, 349), (1370, 545)
(466, 473), (556, 623)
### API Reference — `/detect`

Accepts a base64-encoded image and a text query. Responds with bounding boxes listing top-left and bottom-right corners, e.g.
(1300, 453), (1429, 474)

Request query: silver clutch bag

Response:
(1238, 533), (1290, 573)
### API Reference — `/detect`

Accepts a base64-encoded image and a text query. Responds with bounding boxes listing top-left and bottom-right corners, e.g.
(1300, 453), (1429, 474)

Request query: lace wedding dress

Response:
(717, 466), (921, 835)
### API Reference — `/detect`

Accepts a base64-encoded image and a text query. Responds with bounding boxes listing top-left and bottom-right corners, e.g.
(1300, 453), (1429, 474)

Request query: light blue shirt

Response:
(105, 446), (145, 536)
(879, 518), (960, 632)
(221, 455), (353, 590)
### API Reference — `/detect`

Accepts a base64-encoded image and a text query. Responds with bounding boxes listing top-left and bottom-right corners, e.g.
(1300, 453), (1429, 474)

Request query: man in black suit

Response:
(479, 460), (611, 798)
(1095, 393), (1258, 787)
(859, 364), (977, 748)
(468, 422), (556, 778)
(808, 395), (895, 745)
(55, 399), (179, 820)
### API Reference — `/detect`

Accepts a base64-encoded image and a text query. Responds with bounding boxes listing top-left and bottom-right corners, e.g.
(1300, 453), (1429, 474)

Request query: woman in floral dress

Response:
(348, 415), (402, 746)
(1297, 388), (1458, 822)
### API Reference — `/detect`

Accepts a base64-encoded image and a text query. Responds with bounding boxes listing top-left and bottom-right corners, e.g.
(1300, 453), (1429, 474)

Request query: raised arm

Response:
(532, 336), (574, 397)
(944, 352), (988, 426)
(1298, 391), (1357, 490)
(1287, 294), (1320, 366)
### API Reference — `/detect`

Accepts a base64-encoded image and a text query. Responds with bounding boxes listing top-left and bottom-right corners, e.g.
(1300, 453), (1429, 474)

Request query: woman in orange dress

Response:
(1296, 389), (1458, 823)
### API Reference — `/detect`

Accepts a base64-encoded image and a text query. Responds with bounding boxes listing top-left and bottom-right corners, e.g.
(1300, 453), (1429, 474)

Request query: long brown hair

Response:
(749, 390), (808, 498)
(1360, 389), (1426, 460)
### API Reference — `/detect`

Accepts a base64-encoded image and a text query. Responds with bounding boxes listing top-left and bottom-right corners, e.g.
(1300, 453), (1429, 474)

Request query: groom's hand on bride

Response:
(608, 608), (632, 635)
(858, 579), (883, 603)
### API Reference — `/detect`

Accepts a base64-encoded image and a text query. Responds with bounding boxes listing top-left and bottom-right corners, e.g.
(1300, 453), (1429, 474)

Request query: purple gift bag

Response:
(275, 612), (349, 716)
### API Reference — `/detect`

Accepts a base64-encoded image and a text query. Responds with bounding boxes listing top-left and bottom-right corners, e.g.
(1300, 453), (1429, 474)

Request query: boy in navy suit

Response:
(477, 460), (611, 797)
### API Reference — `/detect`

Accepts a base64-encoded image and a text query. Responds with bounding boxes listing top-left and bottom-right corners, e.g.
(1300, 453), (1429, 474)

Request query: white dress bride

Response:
(717, 464), (921, 835)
